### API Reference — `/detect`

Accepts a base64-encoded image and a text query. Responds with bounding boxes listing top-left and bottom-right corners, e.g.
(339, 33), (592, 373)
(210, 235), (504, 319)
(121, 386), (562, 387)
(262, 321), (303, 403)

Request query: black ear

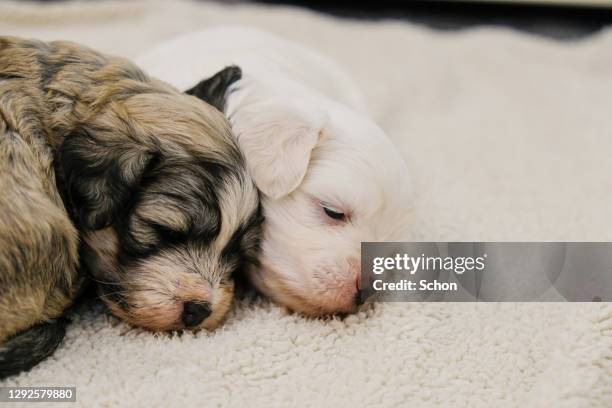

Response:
(185, 65), (242, 112)
(57, 130), (159, 230)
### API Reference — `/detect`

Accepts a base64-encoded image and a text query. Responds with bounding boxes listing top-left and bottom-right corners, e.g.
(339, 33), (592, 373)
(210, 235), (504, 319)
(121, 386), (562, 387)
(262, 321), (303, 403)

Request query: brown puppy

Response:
(0, 37), (261, 378)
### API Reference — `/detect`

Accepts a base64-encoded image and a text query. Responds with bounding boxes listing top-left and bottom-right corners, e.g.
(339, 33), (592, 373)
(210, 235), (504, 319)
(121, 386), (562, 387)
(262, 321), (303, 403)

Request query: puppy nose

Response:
(181, 302), (211, 327)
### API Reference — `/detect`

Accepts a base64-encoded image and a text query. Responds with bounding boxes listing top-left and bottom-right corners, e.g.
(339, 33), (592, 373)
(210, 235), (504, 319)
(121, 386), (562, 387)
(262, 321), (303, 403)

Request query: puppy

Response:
(0, 37), (261, 377)
(137, 27), (412, 316)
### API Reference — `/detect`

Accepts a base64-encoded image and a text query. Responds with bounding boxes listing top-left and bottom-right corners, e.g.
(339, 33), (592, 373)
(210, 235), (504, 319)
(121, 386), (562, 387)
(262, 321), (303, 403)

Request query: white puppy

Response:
(137, 27), (412, 315)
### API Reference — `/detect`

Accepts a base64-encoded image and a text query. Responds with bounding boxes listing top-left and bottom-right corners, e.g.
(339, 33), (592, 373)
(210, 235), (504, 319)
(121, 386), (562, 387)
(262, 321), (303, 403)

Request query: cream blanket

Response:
(1, 1), (611, 406)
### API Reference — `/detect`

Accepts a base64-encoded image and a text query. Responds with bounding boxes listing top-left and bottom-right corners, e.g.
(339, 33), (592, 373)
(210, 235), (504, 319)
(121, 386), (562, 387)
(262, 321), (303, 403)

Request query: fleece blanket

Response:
(1, 1), (611, 406)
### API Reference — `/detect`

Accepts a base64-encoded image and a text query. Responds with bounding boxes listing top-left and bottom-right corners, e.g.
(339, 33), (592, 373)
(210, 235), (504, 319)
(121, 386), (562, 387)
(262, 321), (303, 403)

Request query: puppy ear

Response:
(57, 130), (159, 230)
(231, 99), (325, 199)
(185, 66), (242, 112)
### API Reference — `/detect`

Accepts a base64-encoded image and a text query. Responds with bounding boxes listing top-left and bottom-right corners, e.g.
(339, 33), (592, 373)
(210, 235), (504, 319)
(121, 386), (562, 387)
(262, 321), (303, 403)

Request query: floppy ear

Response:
(230, 98), (326, 199)
(57, 129), (158, 230)
(186, 70), (325, 199)
(185, 66), (242, 112)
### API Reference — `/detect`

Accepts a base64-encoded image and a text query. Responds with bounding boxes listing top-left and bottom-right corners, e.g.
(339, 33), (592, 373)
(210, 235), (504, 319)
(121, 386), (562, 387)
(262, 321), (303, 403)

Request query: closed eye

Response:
(319, 200), (351, 224)
(311, 196), (351, 225)
(323, 206), (346, 221)
(153, 223), (186, 243)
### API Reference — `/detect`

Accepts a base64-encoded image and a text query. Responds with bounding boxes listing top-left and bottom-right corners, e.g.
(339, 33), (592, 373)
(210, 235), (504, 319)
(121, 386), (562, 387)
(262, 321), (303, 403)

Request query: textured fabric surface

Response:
(1, 1), (611, 406)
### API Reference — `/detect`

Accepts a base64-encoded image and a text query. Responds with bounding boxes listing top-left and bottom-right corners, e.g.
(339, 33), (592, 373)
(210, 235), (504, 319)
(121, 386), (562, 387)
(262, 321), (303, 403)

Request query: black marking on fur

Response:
(118, 168), (219, 260)
(185, 66), (242, 112)
(221, 201), (264, 278)
(0, 73), (25, 81)
(0, 318), (68, 379)
(53, 151), (78, 225)
(113, 158), (228, 269)
(57, 129), (159, 231)
(41, 61), (65, 88)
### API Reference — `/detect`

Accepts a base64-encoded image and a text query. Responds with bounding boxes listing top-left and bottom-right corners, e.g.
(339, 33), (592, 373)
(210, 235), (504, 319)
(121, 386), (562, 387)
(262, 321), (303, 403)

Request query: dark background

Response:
(33, 0), (612, 40)
(250, 0), (612, 40)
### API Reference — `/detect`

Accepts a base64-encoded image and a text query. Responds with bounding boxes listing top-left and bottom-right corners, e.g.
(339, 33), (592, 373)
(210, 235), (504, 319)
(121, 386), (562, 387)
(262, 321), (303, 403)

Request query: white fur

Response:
(136, 27), (412, 315)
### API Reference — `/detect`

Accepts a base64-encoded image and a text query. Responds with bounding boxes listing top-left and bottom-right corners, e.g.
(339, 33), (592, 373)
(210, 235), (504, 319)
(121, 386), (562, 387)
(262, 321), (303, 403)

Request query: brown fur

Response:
(0, 35), (261, 349)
